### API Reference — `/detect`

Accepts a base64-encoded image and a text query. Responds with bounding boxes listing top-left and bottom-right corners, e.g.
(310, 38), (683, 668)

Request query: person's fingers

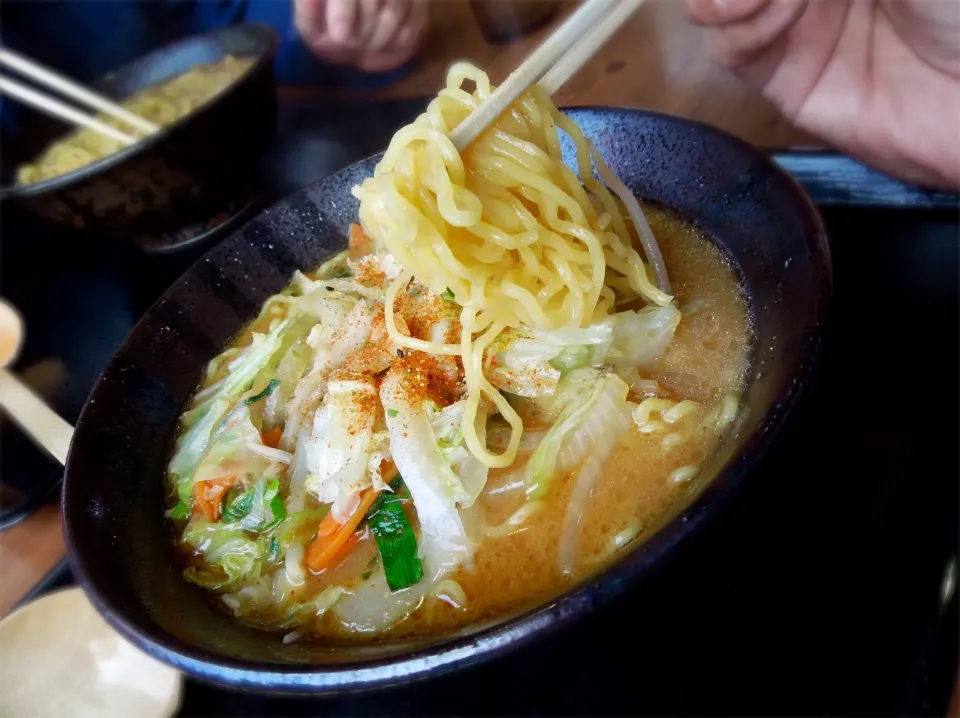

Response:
(294, 0), (327, 44)
(298, 0), (425, 70)
(296, 0), (363, 64)
(367, 0), (411, 53)
(326, 0), (360, 44)
(701, 0), (807, 69)
(355, 47), (413, 72)
(385, 0), (427, 53)
(687, 0), (771, 27)
(350, 0), (383, 47)
(884, 0), (960, 75)
(356, 0), (425, 74)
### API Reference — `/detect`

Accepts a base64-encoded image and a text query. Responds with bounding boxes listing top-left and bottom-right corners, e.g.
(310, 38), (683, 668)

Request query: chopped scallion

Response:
(548, 345), (593, 374)
(245, 379), (280, 406)
(221, 486), (256, 522)
(169, 500), (191, 520)
(366, 479), (422, 591)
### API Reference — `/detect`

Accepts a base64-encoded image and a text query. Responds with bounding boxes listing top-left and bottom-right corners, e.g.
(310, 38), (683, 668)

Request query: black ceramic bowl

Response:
(0, 24), (277, 241)
(62, 108), (832, 693)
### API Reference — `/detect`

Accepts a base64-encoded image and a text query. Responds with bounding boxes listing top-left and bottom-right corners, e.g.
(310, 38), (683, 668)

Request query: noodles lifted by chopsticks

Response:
(354, 62), (672, 468)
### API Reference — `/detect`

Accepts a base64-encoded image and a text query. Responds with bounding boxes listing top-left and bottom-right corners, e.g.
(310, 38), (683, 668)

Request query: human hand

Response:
(295, 0), (428, 74)
(687, 0), (960, 188)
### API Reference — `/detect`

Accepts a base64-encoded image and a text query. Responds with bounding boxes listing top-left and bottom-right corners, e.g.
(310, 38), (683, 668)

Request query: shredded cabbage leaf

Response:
(185, 317), (295, 427)
(168, 398), (231, 492)
(304, 378), (378, 521)
(426, 400), (488, 506)
(276, 585), (346, 629)
(184, 405), (272, 502)
(487, 336), (563, 398)
(606, 306), (681, 368)
(381, 368), (472, 575)
(262, 339), (311, 430)
(182, 519), (269, 590)
(280, 300), (374, 450)
(525, 373), (630, 499)
(487, 307), (679, 400)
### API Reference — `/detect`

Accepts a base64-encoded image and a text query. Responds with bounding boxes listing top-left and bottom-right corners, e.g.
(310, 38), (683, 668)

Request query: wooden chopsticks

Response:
(538, 0), (646, 96)
(449, 0), (647, 152)
(0, 47), (158, 146)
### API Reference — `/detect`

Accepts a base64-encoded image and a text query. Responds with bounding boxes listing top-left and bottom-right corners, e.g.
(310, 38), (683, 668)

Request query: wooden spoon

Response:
(0, 299), (73, 464)
(0, 587), (182, 718)
(0, 302), (181, 714)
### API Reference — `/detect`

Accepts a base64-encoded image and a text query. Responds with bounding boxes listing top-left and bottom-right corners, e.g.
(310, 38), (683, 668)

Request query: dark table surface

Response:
(3, 99), (959, 716)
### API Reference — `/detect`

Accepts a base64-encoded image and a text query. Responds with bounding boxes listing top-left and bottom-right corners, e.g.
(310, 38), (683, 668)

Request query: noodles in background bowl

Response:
(15, 55), (254, 186)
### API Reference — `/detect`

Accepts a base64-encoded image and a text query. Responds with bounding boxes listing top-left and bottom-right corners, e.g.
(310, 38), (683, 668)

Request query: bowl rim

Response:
(62, 105), (833, 693)
(0, 23), (278, 201)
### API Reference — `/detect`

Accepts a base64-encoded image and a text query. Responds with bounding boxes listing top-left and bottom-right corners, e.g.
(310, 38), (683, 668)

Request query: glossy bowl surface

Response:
(63, 108), (832, 693)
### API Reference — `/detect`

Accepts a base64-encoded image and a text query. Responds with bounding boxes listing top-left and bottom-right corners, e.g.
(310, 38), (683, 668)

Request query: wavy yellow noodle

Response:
(357, 63), (673, 468)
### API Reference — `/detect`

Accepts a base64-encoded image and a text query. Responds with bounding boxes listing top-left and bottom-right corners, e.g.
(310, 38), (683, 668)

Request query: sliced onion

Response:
(286, 428), (311, 512)
(432, 579), (468, 609)
(487, 427), (546, 453)
(557, 452), (605, 576)
(246, 441), (293, 464)
(192, 375), (227, 405)
(557, 401), (632, 575)
(484, 499), (544, 538)
(283, 542), (306, 586)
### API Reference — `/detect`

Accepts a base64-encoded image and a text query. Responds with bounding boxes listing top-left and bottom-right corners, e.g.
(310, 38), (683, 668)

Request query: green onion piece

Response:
(245, 379), (280, 406)
(441, 287), (455, 301)
(268, 537), (281, 562)
(263, 478), (280, 502)
(331, 268), (351, 278)
(169, 500), (191, 520)
(221, 486), (256, 522)
(366, 481), (423, 591)
(548, 345), (592, 374)
(267, 537), (280, 561)
(229, 478), (287, 531)
(386, 408), (399, 418)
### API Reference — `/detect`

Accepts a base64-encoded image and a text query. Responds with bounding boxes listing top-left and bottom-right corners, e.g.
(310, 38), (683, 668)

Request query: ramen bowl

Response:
(62, 108), (831, 693)
(0, 24), (277, 243)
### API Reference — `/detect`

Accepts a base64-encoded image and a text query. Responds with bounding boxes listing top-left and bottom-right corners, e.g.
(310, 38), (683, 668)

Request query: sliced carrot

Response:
(306, 488), (379, 572)
(316, 511), (342, 538)
(380, 461), (399, 485)
(192, 476), (237, 523)
(261, 427), (283, 449)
